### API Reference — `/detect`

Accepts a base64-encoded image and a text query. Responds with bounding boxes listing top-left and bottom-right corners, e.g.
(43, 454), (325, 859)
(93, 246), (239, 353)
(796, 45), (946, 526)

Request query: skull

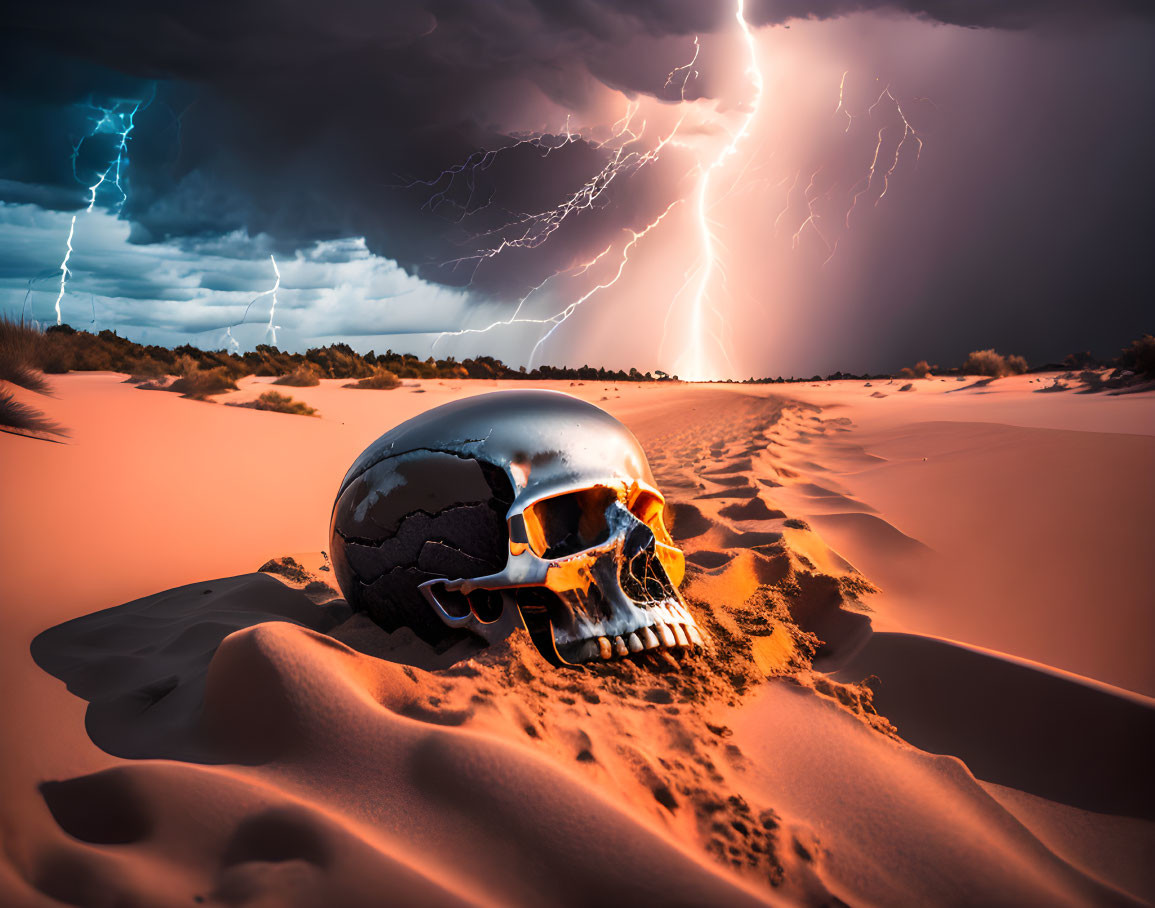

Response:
(329, 389), (703, 666)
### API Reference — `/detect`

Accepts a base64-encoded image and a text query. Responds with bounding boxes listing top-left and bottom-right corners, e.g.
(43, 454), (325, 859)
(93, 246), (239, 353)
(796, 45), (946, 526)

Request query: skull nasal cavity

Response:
(624, 522), (657, 559)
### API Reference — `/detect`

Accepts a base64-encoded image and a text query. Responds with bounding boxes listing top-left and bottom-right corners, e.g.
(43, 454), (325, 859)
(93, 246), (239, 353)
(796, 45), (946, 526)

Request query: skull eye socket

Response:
(523, 487), (617, 558)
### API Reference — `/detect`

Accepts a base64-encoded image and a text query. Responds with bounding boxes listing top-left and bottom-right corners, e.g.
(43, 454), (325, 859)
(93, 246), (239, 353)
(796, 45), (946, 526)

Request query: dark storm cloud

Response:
(0, 0), (737, 301)
(748, 0), (1154, 29)
(6, 0), (1148, 305)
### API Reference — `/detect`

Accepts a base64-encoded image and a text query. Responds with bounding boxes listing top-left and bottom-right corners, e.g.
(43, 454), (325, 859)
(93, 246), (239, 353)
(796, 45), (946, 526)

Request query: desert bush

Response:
(0, 388), (66, 438)
(228, 390), (317, 416)
(898, 360), (934, 379)
(345, 366), (400, 390)
(306, 342), (375, 380)
(962, 349), (1028, 378)
(1116, 334), (1155, 376)
(165, 355), (239, 399)
(123, 357), (169, 384)
(273, 364), (321, 387)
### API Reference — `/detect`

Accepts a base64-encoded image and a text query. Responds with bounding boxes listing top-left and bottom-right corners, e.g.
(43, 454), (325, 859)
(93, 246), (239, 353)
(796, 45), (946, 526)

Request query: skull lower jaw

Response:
(550, 591), (705, 665)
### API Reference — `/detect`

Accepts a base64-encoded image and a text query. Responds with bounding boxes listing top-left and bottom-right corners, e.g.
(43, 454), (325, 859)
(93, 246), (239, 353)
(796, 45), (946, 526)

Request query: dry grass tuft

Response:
(273, 364), (322, 387)
(0, 316), (67, 438)
(0, 315), (51, 393)
(0, 388), (67, 439)
(345, 367), (400, 390)
(228, 390), (318, 417)
(166, 355), (239, 399)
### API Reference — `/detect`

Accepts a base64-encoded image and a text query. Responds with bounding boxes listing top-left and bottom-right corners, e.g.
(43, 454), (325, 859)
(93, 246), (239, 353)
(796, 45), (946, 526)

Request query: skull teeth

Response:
(559, 599), (707, 664)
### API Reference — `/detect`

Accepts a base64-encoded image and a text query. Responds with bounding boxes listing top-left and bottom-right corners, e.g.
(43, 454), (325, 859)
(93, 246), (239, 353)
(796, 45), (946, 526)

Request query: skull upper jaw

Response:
(518, 534), (705, 667)
(423, 486), (704, 667)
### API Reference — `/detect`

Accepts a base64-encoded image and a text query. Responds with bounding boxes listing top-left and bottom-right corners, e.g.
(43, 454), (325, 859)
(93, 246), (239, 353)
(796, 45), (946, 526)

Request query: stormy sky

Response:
(2, 0), (1152, 377)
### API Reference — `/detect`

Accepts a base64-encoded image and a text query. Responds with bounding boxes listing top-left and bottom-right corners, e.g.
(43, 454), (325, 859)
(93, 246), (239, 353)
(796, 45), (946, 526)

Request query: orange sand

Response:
(1, 372), (1152, 906)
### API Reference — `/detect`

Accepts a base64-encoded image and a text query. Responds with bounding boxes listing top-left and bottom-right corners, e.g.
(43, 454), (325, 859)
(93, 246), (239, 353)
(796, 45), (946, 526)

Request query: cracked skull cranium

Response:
(329, 389), (703, 665)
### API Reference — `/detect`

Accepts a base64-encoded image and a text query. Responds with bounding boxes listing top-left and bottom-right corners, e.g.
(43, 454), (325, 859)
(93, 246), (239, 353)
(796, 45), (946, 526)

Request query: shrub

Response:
(228, 390), (318, 416)
(962, 349), (1028, 378)
(123, 357), (169, 384)
(273, 364), (321, 387)
(1117, 334), (1155, 376)
(898, 360), (934, 379)
(166, 355), (239, 399)
(345, 367), (400, 390)
(0, 388), (66, 439)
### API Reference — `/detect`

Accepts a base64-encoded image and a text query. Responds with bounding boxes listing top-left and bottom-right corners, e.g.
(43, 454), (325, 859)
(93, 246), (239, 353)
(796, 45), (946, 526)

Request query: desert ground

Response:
(1, 372), (1152, 906)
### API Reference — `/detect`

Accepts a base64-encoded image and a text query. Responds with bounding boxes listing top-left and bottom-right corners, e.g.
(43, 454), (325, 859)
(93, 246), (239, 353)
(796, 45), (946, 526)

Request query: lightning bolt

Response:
(434, 202), (682, 369)
(527, 201), (681, 367)
(674, 0), (763, 381)
(774, 74), (930, 266)
(53, 216), (76, 325)
(846, 83), (923, 227)
(664, 36), (700, 101)
(41, 90), (153, 324)
(834, 71), (855, 133)
(428, 2), (766, 377)
(423, 95), (689, 357)
(429, 107), (685, 284)
(237, 255), (282, 347)
(431, 243), (615, 350)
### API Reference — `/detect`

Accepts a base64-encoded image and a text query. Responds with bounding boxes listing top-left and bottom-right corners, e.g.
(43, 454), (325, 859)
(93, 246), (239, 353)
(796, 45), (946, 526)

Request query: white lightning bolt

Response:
(834, 70), (854, 133)
(433, 106), (685, 284)
(527, 201), (682, 367)
(431, 243), (615, 350)
(675, 0), (763, 381)
(237, 255), (282, 347)
(664, 36), (701, 101)
(846, 83), (923, 227)
(53, 216), (76, 326)
(430, 3), (763, 375)
(774, 73), (930, 266)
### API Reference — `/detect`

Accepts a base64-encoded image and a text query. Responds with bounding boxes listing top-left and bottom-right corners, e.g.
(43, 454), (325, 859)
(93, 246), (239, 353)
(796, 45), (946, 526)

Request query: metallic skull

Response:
(329, 389), (703, 666)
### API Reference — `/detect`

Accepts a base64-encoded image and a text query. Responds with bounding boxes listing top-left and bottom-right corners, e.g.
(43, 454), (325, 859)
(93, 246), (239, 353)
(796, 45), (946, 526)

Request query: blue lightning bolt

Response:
(41, 87), (154, 324)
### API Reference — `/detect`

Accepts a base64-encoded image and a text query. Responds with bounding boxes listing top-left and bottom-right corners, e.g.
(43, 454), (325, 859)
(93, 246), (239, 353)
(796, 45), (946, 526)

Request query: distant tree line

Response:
(35, 325), (682, 384)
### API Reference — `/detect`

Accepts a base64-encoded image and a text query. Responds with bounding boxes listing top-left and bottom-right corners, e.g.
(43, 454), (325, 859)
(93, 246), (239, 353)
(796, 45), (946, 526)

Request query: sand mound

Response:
(830, 632), (1155, 819)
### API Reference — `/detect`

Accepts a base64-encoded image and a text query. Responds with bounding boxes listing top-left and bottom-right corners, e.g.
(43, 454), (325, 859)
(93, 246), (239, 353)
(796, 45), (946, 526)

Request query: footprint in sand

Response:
(696, 486), (759, 500)
(719, 499), (787, 521)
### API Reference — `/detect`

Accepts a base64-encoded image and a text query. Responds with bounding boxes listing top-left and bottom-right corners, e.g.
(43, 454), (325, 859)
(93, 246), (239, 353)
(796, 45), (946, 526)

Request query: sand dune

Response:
(828, 632), (1155, 818)
(3, 373), (1153, 905)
